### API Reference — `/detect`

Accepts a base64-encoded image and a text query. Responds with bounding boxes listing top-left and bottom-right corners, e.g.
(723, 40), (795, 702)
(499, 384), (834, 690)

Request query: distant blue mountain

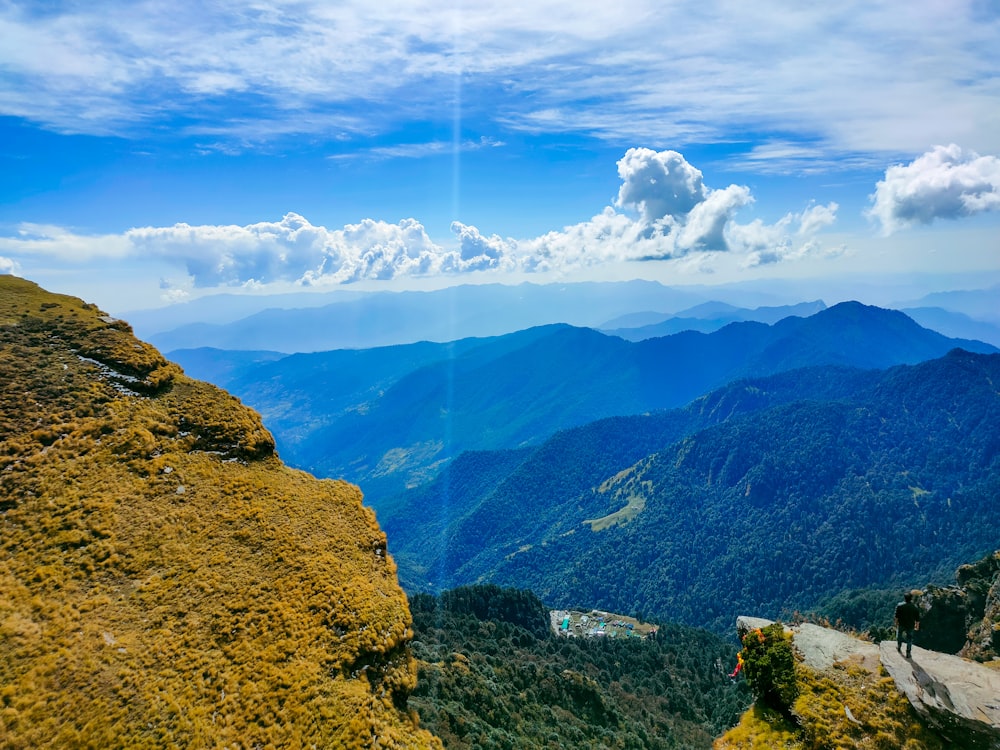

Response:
(898, 285), (1000, 324)
(171, 302), (997, 505)
(901, 306), (1000, 348)
(148, 280), (709, 353)
(602, 300), (828, 340)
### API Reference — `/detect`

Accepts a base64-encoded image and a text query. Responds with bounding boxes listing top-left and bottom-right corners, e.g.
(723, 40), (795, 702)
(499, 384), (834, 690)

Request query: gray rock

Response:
(736, 616), (779, 639)
(735, 616), (879, 672)
(792, 622), (880, 672)
(880, 641), (1000, 750)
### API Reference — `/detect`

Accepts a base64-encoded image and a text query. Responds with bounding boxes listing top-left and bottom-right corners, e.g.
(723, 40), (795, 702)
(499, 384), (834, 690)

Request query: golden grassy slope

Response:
(0, 276), (441, 749)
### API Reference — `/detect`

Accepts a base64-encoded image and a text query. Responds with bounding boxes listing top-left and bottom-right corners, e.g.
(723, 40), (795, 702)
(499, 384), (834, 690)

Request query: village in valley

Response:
(549, 609), (659, 640)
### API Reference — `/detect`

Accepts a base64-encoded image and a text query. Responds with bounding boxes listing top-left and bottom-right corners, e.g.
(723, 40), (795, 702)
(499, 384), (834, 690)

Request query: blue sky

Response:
(1, 0), (999, 314)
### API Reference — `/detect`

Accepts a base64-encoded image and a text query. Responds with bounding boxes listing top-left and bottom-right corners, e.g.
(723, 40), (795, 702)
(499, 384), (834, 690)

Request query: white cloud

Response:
(1, 2), (997, 158)
(519, 207), (677, 270)
(797, 202), (839, 237)
(613, 148), (752, 253)
(449, 222), (516, 272)
(330, 136), (506, 161)
(132, 213), (463, 287)
(0, 256), (20, 274)
(868, 144), (1000, 234)
(728, 202), (841, 267)
(677, 184), (753, 252)
(0, 224), (132, 259)
(0, 149), (840, 289)
(616, 148), (707, 223)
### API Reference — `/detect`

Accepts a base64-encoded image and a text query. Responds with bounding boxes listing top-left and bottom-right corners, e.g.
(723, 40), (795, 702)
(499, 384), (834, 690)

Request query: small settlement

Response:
(549, 609), (658, 640)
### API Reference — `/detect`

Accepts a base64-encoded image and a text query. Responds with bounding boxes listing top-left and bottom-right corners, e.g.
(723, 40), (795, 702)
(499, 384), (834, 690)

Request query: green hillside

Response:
(171, 302), (996, 504)
(384, 364), (878, 591)
(391, 350), (1000, 635)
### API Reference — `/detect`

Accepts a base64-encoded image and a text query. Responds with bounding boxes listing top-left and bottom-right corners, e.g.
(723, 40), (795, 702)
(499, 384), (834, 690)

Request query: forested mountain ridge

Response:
(170, 301), (997, 505)
(383, 363), (880, 591)
(388, 349), (1000, 635)
(0, 277), (439, 748)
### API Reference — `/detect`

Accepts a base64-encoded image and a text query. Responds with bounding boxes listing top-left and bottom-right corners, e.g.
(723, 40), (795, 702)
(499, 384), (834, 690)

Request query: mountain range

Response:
(601, 299), (829, 340)
(134, 280), (1000, 353)
(171, 301), (998, 504)
(383, 348), (1000, 635)
(143, 280), (708, 353)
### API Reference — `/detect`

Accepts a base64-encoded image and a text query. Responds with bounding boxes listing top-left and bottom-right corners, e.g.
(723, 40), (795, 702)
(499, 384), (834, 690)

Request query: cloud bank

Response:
(868, 144), (1000, 234)
(1, 148), (839, 297)
(0, 2), (997, 158)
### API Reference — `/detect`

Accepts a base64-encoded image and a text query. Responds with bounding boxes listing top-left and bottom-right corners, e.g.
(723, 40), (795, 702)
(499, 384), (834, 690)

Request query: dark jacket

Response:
(895, 601), (920, 630)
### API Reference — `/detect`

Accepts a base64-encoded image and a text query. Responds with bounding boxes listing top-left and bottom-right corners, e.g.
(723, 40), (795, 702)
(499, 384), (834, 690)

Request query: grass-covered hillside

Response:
(0, 277), (439, 748)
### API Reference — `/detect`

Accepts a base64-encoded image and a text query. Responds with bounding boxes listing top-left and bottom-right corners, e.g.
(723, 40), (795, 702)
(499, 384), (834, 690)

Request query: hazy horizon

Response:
(2, 2), (998, 318)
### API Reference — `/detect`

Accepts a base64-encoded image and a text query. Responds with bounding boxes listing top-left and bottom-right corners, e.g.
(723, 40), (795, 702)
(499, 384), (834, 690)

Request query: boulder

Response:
(736, 615), (780, 639)
(880, 641), (1000, 750)
(791, 622), (880, 672)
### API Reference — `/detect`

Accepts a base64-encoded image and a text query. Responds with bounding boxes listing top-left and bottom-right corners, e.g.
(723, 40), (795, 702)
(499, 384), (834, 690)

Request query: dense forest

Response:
(388, 350), (1000, 634)
(407, 585), (751, 749)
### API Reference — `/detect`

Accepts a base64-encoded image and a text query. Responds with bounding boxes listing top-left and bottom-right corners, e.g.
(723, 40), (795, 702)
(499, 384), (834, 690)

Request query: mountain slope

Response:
(384, 365), (879, 592)
(173, 302), (998, 505)
(0, 277), (439, 748)
(388, 350), (1000, 636)
(408, 585), (750, 749)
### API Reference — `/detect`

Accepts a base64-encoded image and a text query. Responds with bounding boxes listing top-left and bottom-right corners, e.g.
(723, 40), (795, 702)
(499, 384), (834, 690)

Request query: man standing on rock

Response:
(895, 592), (921, 658)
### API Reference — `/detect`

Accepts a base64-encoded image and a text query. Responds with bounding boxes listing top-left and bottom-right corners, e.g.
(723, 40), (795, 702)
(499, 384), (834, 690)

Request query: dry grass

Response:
(714, 647), (945, 750)
(0, 276), (441, 748)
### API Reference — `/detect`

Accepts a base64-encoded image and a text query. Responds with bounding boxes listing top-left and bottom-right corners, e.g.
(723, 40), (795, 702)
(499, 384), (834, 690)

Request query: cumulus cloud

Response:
(449, 222), (516, 272)
(868, 144), (1000, 235)
(123, 213), (460, 288)
(0, 256), (19, 274)
(616, 148), (707, 223)
(677, 184), (753, 251)
(728, 202), (841, 267)
(612, 148), (754, 253)
(519, 207), (677, 270)
(0, 148), (840, 294)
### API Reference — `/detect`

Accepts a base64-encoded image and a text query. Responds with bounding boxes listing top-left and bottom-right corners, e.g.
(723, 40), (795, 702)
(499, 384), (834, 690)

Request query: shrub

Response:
(740, 623), (798, 713)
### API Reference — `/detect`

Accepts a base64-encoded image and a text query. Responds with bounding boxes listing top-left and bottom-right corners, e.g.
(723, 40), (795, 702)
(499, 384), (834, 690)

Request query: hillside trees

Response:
(408, 586), (751, 749)
(396, 350), (1000, 635)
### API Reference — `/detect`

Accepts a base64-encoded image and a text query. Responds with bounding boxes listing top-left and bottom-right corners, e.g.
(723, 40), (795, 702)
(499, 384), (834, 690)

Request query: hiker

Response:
(894, 592), (920, 658)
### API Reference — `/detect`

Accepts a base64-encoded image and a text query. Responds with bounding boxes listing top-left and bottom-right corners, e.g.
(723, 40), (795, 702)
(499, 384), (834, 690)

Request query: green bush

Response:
(740, 623), (798, 713)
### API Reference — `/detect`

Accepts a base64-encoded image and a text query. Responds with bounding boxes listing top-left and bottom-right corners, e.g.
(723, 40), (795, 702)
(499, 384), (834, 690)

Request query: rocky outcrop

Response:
(790, 622), (881, 672)
(736, 615), (880, 672)
(917, 550), (1000, 660)
(735, 614), (1000, 749)
(880, 642), (1000, 749)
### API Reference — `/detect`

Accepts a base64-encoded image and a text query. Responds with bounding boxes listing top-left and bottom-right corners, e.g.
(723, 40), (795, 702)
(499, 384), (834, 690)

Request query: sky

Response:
(1, 0), (999, 315)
